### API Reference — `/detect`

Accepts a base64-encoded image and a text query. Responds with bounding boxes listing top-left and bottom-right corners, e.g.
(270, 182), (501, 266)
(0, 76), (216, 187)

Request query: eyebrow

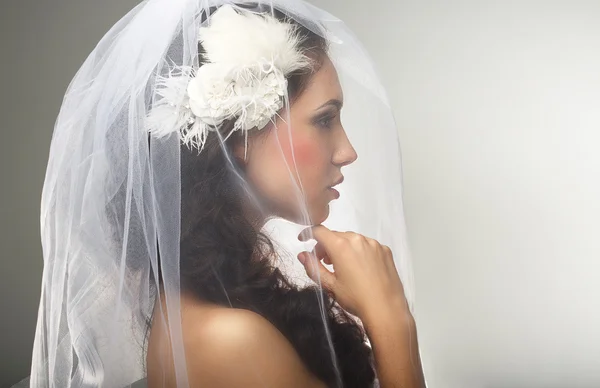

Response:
(315, 98), (343, 111)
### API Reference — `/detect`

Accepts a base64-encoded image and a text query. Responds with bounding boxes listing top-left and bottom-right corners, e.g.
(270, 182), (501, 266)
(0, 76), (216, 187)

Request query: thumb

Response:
(298, 252), (336, 291)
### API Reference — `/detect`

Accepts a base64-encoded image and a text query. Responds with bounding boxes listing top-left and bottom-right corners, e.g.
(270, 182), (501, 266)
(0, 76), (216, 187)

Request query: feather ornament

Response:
(146, 4), (314, 151)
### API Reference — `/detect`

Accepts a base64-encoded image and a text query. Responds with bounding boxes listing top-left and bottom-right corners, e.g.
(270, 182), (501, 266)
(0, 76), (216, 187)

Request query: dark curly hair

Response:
(173, 5), (375, 388)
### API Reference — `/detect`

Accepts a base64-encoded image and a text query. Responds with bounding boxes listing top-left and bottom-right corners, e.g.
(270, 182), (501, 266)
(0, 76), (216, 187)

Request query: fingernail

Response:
(297, 252), (307, 264)
(298, 229), (308, 241)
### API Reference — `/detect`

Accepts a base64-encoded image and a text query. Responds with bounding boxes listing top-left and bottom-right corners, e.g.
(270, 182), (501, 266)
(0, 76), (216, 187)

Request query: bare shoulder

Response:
(185, 305), (285, 356)
(184, 306), (326, 387)
(191, 306), (281, 344)
(184, 303), (327, 387)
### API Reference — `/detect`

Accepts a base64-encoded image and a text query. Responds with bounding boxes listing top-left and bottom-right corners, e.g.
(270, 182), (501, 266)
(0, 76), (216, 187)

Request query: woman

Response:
(30, 1), (425, 387)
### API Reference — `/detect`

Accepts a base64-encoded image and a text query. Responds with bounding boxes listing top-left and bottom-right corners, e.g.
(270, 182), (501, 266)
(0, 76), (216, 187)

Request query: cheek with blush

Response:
(287, 138), (318, 166)
(283, 135), (328, 192)
(273, 121), (326, 172)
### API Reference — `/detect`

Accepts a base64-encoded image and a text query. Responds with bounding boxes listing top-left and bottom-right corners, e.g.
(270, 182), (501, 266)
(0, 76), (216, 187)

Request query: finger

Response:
(298, 247), (332, 267)
(298, 252), (336, 291)
(298, 240), (329, 263)
(314, 242), (334, 265)
(298, 225), (346, 242)
(312, 242), (329, 262)
(302, 225), (346, 263)
(298, 225), (345, 266)
(298, 227), (314, 242)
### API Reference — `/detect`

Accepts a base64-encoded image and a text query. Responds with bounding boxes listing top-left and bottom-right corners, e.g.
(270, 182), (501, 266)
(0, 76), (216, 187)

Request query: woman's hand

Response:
(297, 225), (410, 322)
(298, 226), (426, 388)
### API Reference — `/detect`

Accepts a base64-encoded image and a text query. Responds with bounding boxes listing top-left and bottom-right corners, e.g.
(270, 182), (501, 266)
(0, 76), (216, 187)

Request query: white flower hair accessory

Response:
(147, 4), (313, 151)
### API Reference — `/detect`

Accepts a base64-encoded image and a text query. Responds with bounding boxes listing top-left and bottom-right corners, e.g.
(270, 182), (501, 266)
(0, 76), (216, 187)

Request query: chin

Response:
(276, 199), (330, 225)
(309, 204), (330, 226)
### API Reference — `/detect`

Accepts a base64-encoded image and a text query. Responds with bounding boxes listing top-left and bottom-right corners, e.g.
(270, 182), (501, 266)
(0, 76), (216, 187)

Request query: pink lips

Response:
(332, 176), (344, 186)
(327, 176), (344, 199)
(328, 187), (340, 199)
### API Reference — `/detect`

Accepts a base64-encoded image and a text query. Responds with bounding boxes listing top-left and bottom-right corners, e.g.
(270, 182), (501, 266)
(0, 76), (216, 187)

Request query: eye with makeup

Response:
(312, 109), (339, 130)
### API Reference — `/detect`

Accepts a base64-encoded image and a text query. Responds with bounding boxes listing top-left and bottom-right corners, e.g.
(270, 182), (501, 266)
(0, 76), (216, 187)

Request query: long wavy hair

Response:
(174, 5), (376, 387)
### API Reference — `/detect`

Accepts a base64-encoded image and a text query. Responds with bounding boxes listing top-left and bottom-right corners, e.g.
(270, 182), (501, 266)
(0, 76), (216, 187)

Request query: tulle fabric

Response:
(29, 0), (416, 386)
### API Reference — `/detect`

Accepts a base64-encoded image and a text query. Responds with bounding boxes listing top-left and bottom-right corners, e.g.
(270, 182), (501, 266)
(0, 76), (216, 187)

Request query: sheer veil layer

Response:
(29, 1), (417, 387)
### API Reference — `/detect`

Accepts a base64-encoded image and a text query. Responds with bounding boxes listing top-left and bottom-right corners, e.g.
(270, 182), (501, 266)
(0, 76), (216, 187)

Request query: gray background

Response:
(2, 0), (600, 387)
(0, 1), (140, 386)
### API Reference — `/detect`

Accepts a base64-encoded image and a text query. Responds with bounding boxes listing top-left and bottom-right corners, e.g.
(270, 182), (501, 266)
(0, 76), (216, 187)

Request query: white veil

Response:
(29, 0), (417, 386)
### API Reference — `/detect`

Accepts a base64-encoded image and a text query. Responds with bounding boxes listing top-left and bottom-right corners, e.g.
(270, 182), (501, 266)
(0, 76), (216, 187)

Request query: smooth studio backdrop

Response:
(1, 1), (599, 387)
(317, 1), (600, 387)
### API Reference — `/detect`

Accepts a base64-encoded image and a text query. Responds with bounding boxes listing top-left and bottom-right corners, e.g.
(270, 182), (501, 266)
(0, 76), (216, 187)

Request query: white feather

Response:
(146, 65), (212, 150)
(147, 4), (315, 151)
(199, 5), (312, 75)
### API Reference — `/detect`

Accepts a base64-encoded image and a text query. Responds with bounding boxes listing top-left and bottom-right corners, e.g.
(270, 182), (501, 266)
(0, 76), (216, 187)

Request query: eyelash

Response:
(316, 113), (337, 130)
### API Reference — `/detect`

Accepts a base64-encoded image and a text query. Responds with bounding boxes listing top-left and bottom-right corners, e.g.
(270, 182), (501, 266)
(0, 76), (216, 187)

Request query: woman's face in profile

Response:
(238, 56), (358, 225)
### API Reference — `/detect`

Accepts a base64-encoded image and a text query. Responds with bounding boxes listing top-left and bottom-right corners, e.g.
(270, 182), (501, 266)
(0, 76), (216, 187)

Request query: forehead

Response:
(294, 57), (343, 108)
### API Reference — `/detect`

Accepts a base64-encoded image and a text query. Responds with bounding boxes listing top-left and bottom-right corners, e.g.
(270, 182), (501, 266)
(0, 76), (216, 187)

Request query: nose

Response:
(332, 128), (358, 167)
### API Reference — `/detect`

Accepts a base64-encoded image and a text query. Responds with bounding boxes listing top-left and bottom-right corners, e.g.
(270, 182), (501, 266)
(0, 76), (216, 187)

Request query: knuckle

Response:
(367, 238), (379, 247)
(382, 244), (392, 255)
(348, 233), (366, 244)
